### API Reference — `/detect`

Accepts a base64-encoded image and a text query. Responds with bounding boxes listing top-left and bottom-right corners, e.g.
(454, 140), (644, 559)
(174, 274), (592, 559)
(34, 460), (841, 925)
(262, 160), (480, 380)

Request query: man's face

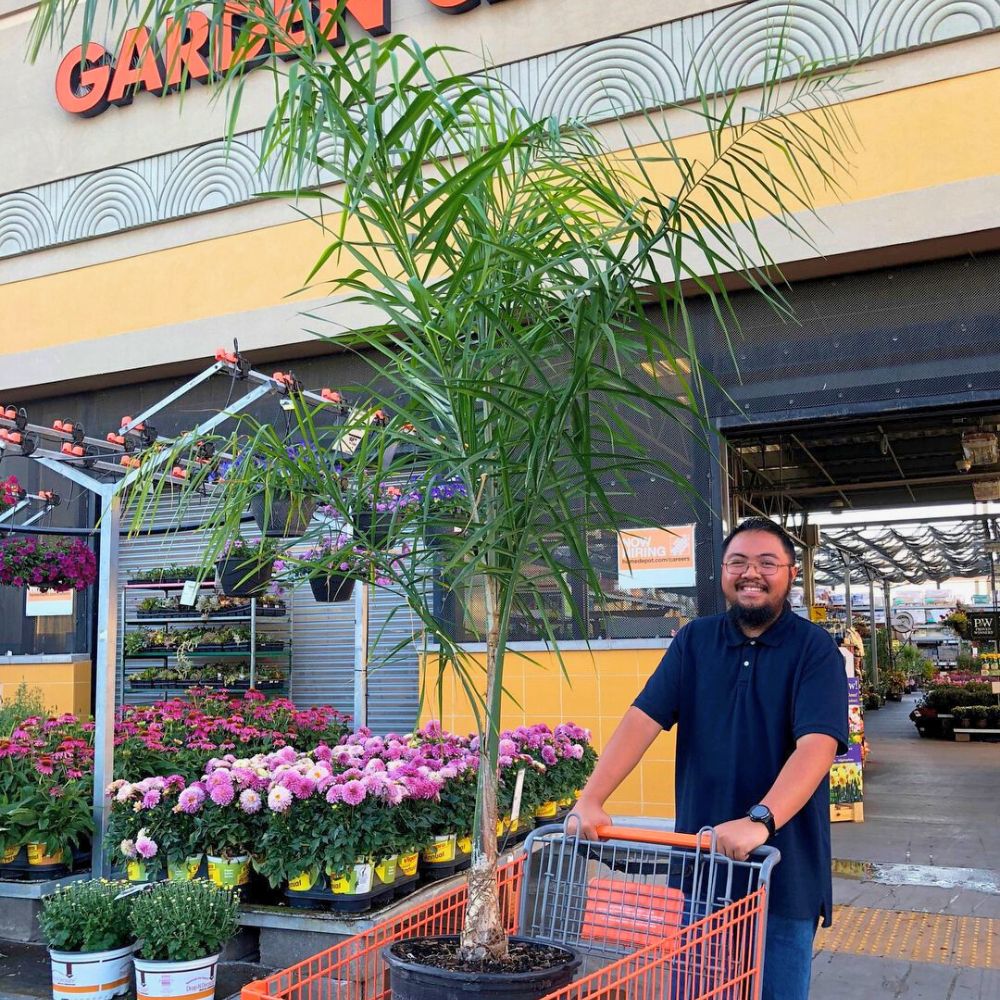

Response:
(721, 530), (798, 627)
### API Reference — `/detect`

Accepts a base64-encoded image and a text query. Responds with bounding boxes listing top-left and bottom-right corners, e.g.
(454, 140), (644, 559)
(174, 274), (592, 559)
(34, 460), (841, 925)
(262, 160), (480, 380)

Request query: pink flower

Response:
(177, 786), (205, 813)
(141, 790), (161, 809)
(209, 781), (235, 806)
(541, 745), (558, 766)
(267, 786), (293, 812)
(239, 789), (262, 814)
(135, 832), (157, 859)
(341, 780), (367, 806)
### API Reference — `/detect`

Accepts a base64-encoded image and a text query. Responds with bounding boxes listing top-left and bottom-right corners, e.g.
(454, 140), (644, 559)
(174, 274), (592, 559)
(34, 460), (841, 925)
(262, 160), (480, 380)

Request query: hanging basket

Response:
(215, 558), (273, 597)
(249, 494), (316, 538)
(352, 510), (397, 547)
(309, 574), (356, 603)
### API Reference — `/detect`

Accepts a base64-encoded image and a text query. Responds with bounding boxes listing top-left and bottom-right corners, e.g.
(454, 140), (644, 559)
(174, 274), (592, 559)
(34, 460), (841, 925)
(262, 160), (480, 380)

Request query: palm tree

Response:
(30, 2), (855, 963)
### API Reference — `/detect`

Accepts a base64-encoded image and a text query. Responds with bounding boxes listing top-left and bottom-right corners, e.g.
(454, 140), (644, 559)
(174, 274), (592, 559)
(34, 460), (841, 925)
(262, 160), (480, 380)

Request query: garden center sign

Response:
(55, 0), (509, 117)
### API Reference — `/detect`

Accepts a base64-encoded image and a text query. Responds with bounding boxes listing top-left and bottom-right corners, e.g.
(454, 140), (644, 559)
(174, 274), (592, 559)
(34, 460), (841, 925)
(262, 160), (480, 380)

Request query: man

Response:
(572, 517), (848, 1000)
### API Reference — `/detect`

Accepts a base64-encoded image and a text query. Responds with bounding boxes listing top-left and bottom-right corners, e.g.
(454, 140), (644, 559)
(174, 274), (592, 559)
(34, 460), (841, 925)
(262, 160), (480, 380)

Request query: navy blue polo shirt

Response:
(633, 603), (848, 926)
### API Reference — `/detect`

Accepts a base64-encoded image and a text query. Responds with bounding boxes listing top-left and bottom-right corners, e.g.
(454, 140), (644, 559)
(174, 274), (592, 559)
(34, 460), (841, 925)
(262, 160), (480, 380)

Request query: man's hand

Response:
(713, 817), (769, 861)
(568, 796), (612, 840)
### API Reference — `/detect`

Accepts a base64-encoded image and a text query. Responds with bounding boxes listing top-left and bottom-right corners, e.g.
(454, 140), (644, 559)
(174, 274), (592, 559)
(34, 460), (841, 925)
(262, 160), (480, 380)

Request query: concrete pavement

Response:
(812, 695), (1000, 998)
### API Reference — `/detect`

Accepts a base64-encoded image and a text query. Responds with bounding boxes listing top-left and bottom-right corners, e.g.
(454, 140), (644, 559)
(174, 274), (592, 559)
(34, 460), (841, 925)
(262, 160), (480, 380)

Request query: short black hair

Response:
(721, 517), (797, 564)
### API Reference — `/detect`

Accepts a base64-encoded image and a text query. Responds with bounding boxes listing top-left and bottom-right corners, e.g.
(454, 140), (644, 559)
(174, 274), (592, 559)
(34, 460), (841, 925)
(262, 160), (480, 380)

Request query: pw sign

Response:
(56, 0), (508, 117)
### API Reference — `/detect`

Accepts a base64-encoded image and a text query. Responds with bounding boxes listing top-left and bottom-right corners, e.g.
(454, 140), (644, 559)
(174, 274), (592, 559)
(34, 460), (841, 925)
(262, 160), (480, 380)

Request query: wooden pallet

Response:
(830, 802), (864, 823)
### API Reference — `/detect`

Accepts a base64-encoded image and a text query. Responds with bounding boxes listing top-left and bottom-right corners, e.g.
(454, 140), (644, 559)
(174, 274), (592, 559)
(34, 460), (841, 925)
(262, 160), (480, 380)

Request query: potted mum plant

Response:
(93, 4), (853, 991)
(39, 879), (135, 1000)
(192, 759), (268, 889)
(130, 880), (240, 1000)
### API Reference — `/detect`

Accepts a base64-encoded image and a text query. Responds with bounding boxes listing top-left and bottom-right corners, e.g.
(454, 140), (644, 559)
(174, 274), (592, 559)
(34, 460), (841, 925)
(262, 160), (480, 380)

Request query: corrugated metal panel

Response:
(366, 582), (423, 735)
(287, 583), (354, 715)
(116, 495), (421, 723)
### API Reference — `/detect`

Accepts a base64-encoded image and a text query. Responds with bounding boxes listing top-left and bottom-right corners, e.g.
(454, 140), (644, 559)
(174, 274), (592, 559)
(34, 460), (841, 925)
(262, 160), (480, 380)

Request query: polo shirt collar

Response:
(724, 602), (795, 646)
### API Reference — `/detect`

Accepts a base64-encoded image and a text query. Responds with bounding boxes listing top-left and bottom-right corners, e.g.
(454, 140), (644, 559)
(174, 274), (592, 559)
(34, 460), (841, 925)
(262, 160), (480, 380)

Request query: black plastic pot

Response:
(215, 557), (273, 597)
(383, 936), (580, 1000)
(353, 510), (397, 547)
(310, 574), (356, 603)
(249, 494), (316, 538)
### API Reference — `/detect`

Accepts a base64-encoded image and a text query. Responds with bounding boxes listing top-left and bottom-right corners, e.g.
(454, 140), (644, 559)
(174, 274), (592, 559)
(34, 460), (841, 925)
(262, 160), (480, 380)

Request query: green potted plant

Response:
(23, 777), (93, 870)
(130, 880), (240, 1000)
(40, 879), (135, 1000)
(96, 5), (853, 991)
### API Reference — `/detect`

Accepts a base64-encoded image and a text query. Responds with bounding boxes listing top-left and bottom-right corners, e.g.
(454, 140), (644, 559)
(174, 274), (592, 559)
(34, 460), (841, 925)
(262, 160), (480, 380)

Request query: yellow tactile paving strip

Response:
(815, 906), (998, 969)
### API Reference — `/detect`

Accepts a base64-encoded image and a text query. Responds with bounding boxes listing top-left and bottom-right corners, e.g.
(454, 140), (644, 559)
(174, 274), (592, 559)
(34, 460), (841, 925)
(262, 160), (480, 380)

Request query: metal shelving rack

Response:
(117, 580), (292, 705)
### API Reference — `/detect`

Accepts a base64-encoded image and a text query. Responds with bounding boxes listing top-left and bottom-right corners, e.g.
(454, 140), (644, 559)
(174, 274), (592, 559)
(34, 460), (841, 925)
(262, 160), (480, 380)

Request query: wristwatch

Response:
(746, 804), (775, 840)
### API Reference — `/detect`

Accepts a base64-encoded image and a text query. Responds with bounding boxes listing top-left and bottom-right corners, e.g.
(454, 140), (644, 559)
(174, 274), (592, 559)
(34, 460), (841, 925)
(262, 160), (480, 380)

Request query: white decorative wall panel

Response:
(3, 0), (999, 259)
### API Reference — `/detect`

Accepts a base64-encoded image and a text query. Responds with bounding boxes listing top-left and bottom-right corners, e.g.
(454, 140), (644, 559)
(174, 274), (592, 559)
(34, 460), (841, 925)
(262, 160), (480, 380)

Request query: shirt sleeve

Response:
(632, 628), (684, 730)
(792, 627), (850, 755)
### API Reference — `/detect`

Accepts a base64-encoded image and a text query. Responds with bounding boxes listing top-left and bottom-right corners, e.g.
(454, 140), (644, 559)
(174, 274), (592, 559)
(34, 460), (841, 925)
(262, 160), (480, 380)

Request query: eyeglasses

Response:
(722, 557), (793, 576)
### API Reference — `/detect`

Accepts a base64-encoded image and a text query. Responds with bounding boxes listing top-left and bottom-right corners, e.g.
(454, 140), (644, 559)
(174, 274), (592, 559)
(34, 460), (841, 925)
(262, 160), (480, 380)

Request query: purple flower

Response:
(141, 789), (161, 809)
(541, 745), (558, 766)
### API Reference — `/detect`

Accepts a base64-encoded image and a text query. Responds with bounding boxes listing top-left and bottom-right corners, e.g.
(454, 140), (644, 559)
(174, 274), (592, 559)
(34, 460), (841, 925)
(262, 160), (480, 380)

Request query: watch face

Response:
(748, 805), (769, 821)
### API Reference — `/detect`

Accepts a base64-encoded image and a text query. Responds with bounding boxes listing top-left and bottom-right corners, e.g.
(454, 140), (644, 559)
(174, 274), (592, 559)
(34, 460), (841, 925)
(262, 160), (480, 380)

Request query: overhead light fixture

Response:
(962, 431), (999, 466)
(828, 498), (846, 514)
(973, 479), (1000, 502)
(956, 458), (972, 473)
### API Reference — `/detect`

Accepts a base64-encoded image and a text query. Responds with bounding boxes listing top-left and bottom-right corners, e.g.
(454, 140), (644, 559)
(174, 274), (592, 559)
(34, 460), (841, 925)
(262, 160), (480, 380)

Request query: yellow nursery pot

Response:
(421, 834), (457, 864)
(27, 843), (64, 866)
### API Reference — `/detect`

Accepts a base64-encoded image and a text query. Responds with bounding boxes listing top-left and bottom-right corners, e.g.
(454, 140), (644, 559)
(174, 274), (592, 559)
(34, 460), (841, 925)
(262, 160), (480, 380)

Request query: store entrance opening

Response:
(724, 404), (1000, 876)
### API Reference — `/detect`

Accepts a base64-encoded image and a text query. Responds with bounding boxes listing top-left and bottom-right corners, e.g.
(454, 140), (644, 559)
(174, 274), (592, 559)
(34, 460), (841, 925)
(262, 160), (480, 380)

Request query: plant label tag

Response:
(180, 580), (199, 606)
(510, 768), (526, 824)
(992, 681), (1000, 695)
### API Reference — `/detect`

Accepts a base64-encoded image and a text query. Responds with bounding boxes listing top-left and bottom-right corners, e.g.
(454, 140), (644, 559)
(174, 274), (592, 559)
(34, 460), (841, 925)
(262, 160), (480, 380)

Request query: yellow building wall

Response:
(4, 66), (1000, 358)
(419, 648), (676, 818)
(0, 661), (92, 717)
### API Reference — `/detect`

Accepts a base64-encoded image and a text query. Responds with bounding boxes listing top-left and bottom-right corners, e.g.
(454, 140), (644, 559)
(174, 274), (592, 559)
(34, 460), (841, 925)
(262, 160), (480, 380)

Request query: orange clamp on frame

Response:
(53, 419), (65, 431)
(2, 406), (15, 421)
(321, 388), (342, 403)
(216, 347), (239, 364)
(171, 466), (188, 479)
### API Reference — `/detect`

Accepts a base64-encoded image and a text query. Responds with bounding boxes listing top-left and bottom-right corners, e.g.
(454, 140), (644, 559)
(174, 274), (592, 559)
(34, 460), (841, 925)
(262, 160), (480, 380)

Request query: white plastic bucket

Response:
(134, 953), (220, 1000)
(50, 943), (134, 1000)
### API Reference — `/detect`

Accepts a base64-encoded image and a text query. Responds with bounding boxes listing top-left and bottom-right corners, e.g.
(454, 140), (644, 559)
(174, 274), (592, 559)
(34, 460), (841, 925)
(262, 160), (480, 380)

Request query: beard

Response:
(729, 579), (792, 630)
(730, 601), (782, 629)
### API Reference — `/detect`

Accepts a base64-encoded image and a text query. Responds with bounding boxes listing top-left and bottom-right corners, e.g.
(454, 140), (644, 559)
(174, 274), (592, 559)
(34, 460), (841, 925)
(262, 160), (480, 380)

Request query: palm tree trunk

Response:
(460, 571), (508, 961)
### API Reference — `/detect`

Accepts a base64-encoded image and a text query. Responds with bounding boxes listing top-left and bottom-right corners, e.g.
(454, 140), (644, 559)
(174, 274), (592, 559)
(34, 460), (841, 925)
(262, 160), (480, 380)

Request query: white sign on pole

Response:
(618, 525), (696, 590)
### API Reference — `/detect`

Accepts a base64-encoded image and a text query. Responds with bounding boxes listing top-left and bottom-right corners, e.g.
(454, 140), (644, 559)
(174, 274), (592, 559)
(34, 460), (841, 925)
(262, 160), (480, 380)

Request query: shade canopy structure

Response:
(814, 517), (997, 587)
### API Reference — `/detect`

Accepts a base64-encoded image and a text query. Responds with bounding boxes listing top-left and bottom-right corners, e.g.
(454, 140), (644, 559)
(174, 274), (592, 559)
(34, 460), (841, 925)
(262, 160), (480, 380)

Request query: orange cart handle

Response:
(594, 824), (713, 850)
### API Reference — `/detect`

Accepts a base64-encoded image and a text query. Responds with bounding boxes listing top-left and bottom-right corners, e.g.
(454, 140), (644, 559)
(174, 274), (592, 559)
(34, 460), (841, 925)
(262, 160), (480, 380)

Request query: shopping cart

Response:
(241, 820), (779, 1000)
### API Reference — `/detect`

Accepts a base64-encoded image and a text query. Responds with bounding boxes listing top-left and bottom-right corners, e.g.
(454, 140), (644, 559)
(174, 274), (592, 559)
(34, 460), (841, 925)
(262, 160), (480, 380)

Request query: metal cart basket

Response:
(241, 821), (779, 1000)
